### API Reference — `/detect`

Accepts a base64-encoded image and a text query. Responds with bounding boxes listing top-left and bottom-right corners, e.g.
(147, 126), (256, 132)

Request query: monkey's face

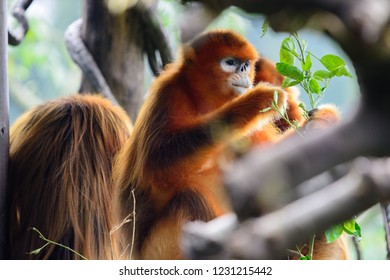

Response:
(220, 57), (253, 96)
(184, 30), (258, 108)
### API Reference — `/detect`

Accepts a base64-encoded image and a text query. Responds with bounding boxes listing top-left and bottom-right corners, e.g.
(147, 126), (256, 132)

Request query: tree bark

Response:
(80, 0), (145, 121)
(0, 0), (9, 260)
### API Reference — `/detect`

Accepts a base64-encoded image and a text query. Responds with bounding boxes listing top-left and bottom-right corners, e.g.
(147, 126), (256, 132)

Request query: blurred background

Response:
(6, 0), (385, 259)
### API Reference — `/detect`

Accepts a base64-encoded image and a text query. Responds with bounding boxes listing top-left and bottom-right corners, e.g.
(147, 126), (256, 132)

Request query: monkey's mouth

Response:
(232, 83), (252, 95)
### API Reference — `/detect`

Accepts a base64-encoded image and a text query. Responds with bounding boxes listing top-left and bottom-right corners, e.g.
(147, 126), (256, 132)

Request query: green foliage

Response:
(326, 219), (362, 243)
(276, 33), (352, 112)
(259, 90), (302, 135)
(258, 31), (353, 136)
(8, 15), (80, 122)
(260, 26), (360, 258)
(260, 19), (269, 38)
(276, 63), (304, 82)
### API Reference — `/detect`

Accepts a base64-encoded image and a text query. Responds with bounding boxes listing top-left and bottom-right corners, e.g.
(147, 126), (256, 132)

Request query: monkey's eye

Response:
(226, 59), (235, 66)
(221, 57), (239, 73)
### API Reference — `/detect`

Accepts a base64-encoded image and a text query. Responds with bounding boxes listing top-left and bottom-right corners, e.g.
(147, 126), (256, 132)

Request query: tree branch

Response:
(137, 2), (174, 76)
(182, 0), (390, 260)
(8, 0), (34, 46)
(380, 202), (390, 260)
(224, 111), (390, 220)
(64, 19), (119, 105)
(179, 2), (217, 42)
(183, 158), (390, 259)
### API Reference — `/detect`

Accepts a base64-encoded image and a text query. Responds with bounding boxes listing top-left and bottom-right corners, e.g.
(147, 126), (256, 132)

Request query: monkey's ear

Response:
(182, 45), (196, 65)
(254, 57), (284, 86)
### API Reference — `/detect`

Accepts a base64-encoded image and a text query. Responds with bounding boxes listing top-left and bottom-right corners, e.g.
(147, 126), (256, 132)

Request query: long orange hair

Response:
(7, 94), (132, 259)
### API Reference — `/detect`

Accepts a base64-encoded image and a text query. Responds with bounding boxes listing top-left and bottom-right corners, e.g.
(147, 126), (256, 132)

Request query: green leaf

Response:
(281, 37), (296, 52)
(300, 255), (311, 260)
(325, 224), (343, 243)
(340, 65), (353, 78)
(320, 54), (346, 71)
(298, 103), (307, 111)
(343, 219), (362, 238)
(309, 78), (321, 94)
(280, 49), (295, 65)
(302, 52), (312, 72)
(280, 37), (296, 65)
(276, 62), (304, 82)
(273, 90), (279, 104)
(314, 70), (331, 80)
(342, 219), (356, 233)
(330, 65), (353, 78)
(261, 20), (269, 38)
(282, 77), (300, 88)
(355, 222), (362, 238)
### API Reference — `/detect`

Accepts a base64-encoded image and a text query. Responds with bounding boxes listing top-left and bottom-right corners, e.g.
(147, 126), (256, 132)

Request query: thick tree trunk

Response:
(80, 0), (145, 121)
(0, 0), (9, 260)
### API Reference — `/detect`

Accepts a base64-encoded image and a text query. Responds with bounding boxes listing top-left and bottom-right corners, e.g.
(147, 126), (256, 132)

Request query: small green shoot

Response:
(276, 33), (352, 113)
(287, 235), (316, 260)
(260, 91), (304, 137)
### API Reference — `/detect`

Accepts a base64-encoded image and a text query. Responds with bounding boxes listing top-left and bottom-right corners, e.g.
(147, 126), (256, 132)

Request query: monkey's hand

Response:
(208, 83), (287, 139)
(274, 86), (305, 132)
(305, 104), (340, 131)
(250, 82), (287, 117)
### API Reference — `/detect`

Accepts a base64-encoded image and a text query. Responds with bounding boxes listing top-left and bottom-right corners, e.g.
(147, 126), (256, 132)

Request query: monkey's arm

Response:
(146, 84), (287, 166)
(254, 57), (305, 132)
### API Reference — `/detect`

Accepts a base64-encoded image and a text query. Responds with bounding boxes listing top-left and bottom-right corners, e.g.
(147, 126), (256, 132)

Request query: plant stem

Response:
(272, 104), (304, 137)
(293, 33), (305, 64)
(29, 227), (88, 260)
(307, 234), (316, 260)
(292, 33), (317, 110)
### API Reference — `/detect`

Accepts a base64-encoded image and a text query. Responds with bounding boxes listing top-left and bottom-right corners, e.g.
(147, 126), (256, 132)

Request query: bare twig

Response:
(28, 227), (88, 260)
(110, 189), (137, 259)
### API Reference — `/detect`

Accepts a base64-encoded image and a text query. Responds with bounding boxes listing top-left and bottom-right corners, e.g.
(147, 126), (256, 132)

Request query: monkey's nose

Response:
(239, 61), (250, 73)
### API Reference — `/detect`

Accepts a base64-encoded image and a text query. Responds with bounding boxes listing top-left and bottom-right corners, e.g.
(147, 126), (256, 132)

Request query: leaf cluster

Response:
(325, 219), (362, 243)
(276, 33), (352, 111)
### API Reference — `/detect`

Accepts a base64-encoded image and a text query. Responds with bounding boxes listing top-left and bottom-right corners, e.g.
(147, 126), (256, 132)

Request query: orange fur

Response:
(112, 30), (344, 260)
(7, 94), (132, 259)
